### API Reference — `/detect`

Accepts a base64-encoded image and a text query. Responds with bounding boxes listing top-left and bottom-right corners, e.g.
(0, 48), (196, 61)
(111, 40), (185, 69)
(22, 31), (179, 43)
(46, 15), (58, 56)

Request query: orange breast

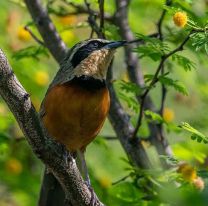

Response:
(42, 82), (110, 152)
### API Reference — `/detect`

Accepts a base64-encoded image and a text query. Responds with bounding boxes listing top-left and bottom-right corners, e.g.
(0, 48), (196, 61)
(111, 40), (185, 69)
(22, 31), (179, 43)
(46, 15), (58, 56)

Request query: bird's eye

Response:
(93, 42), (99, 47)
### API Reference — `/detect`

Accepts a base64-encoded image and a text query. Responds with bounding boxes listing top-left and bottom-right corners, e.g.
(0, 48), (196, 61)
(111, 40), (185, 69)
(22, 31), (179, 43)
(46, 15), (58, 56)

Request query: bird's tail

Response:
(38, 168), (66, 206)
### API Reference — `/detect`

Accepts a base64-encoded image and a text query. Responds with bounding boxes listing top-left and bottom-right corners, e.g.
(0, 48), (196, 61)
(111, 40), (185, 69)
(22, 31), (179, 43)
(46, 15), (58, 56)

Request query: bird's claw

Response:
(86, 182), (99, 206)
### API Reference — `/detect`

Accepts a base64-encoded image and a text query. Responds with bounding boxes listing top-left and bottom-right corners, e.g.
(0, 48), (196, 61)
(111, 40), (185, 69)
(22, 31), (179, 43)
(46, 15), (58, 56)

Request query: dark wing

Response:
(39, 50), (75, 119)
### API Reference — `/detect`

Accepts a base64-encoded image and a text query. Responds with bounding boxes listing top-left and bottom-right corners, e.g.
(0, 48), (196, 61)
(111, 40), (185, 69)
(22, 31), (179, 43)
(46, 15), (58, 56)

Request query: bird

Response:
(39, 39), (125, 204)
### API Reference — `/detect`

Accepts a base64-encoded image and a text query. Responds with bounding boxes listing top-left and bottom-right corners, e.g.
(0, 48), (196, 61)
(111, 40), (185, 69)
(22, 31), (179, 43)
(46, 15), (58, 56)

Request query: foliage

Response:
(135, 34), (170, 61)
(191, 32), (208, 55)
(180, 122), (208, 144)
(12, 46), (49, 61)
(115, 80), (141, 113)
(145, 110), (164, 124)
(172, 54), (196, 71)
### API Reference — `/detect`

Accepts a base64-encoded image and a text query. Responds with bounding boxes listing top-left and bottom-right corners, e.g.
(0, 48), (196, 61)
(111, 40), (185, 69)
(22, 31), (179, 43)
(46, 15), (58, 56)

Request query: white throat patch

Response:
(73, 49), (115, 80)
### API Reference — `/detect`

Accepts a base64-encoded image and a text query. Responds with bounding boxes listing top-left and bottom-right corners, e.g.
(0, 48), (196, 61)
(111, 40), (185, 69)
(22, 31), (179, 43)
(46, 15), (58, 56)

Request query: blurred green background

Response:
(0, 0), (208, 205)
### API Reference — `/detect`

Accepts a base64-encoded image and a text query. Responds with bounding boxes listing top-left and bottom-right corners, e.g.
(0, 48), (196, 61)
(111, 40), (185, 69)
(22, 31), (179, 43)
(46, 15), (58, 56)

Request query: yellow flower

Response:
(163, 107), (175, 122)
(17, 26), (31, 42)
(173, 12), (188, 28)
(59, 15), (77, 26)
(6, 158), (22, 175)
(193, 177), (205, 191)
(98, 176), (111, 188)
(177, 163), (197, 182)
(35, 70), (49, 86)
(61, 30), (75, 44)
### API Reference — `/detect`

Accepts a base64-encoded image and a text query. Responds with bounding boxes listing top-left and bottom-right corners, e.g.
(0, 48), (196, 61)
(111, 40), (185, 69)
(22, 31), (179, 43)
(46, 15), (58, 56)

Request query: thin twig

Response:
(24, 26), (45, 46)
(132, 31), (193, 139)
(85, 0), (151, 168)
(157, 0), (172, 41)
(112, 174), (131, 185)
(127, 33), (158, 45)
(0, 49), (104, 206)
(159, 75), (167, 115)
(157, 0), (172, 132)
(62, 0), (114, 22)
(24, 0), (67, 64)
(102, 136), (118, 140)
(84, 0), (101, 38)
(98, 0), (105, 38)
(114, 0), (172, 158)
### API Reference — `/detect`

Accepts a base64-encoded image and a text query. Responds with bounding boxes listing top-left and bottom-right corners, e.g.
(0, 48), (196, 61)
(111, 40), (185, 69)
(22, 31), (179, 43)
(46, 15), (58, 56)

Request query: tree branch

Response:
(84, 0), (102, 38)
(133, 31), (192, 138)
(0, 49), (104, 206)
(115, 0), (145, 86)
(62, 1), (114, 22)
(114, 0), (172, 158)
(94, 0), (151, 169)
(98, 0), (105, 37)
(157, 0), (172, 41)
(24, 0), (67, 64)
(24, 25), (45, 46)
(107, 65), (151, 169)
(21, 0), (152, 203)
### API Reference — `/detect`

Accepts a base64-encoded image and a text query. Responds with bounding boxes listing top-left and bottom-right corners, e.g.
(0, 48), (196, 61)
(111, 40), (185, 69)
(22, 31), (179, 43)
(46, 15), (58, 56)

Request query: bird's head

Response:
(65, 39), (126, 81)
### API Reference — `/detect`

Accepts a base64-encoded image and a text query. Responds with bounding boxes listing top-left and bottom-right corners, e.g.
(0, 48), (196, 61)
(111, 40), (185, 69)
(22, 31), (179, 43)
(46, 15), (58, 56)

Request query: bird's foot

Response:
(59, 144), (73, 167)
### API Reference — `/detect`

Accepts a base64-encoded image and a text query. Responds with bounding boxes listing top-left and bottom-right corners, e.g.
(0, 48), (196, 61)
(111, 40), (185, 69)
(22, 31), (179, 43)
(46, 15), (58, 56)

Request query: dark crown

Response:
(69, 39), (111, 67)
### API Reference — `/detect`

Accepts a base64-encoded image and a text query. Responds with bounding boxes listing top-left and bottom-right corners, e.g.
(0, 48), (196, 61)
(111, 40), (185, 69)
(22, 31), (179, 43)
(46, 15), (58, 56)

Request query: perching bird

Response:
(39, 39), (125, 204)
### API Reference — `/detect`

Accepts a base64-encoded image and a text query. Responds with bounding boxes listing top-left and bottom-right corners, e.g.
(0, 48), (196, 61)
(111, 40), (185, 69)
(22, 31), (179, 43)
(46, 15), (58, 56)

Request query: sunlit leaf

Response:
(179, 122), (208, 144)
(159, 155), (180, 165)
(158, 76), (188, 95)
(114, 80), (141, 113)
(172, 54), (196, 71)
(191, 32), (208, 55)
(144, 74), (154, 83)
(134, 34), (170, 61)
(118, 80), (142, 95)
(12, 46), (49, 61)
(145, 110), (164, 124)
(104, 24), (120, 40)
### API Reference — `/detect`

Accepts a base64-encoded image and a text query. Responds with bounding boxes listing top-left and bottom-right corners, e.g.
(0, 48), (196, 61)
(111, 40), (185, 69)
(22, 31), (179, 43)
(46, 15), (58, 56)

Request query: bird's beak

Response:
(103, 40), (127, 49)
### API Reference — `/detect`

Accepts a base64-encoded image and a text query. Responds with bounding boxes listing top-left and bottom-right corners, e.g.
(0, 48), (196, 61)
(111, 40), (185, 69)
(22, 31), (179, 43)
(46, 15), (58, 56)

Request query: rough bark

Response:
(114, 0), (172, 157)
(24, 0), (67, 63)
(0, 49), (104, 206)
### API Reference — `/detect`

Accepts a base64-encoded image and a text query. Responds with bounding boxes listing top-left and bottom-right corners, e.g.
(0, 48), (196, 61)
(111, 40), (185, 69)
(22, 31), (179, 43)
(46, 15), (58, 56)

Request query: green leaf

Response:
(9, 0), (25, 7)
(144, 74), (154, 83)
(0, 133), (10, 159)
(145, 110), (164, 124)
(159, 155), (180, 165)
(163, 5), (181, 15)
(12, 46), (49, 61)
(114, 80), (142, 113)
(118, 80), (142, 95)
(118, 92), (139, 113)
(0, 132), (10, 144)
(134, 34), (170, 61)
(172, 54), (196, 71)
(179, 122), (208, 144)
(191, 32), (208, 55)
(93, 136), (109, 149)
(158, 76), (188, 95)
(104, 24), (120, 40)
(109, 182), (144, 203)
